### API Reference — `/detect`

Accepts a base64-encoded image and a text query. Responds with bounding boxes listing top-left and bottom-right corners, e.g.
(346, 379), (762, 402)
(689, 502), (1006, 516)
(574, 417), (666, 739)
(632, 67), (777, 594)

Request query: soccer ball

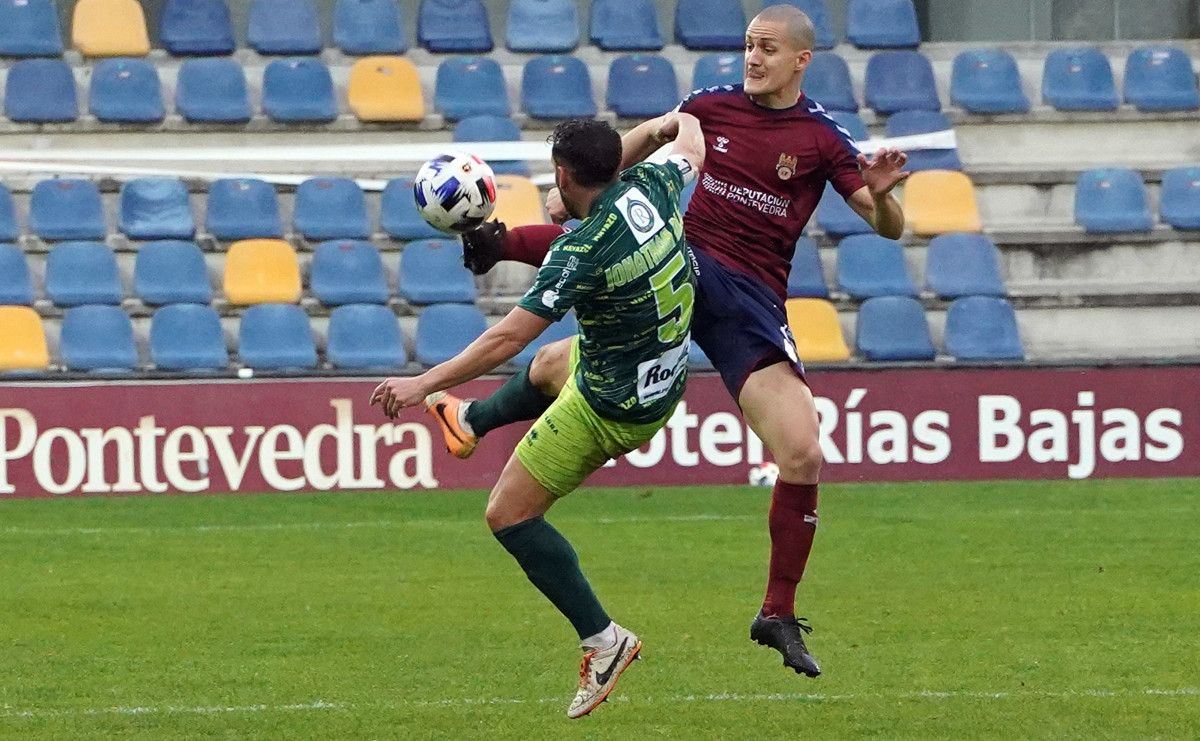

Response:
(748, 462), (780, 487)
(413, 151), (497, 233)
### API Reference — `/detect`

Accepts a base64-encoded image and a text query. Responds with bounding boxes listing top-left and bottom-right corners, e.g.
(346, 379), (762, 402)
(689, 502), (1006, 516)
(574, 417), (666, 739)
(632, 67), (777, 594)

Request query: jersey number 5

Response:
(648, 252), (694, 345)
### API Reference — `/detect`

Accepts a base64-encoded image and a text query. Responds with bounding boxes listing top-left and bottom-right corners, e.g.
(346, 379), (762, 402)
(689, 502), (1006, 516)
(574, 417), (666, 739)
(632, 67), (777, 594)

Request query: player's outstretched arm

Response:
(848, 147), (909, 240)
(669, 112), (706, 173)
(619, 112), (680, 170)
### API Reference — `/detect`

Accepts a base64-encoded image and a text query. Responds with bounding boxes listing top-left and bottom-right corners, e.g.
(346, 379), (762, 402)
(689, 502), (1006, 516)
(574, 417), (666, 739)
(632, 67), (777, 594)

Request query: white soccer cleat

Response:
(567, 624), (642, 719)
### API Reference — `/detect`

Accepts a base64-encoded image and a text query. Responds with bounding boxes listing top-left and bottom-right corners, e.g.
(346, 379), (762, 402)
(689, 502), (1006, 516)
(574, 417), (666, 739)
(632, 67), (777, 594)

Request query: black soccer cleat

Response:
(750, 611), (821, 677)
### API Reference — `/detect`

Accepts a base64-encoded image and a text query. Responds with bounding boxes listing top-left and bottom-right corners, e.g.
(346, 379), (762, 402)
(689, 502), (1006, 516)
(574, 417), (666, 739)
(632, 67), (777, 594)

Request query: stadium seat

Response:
(206, 178), (283, 239)
(847, 0), (919, 48)
(294, 178), (370, 240)
(855, 295), (935, 361)
(491, 175), (546, 228)
(46, 242), (122, 306)
(925, 233), (1005, 298)
(837, 234), (917, 299)
(72, 0), (149, 57)
(159, 0), (235, 55)
(223, 239), (302, 305)
(828, 111), (868, 141)
(804, 53), (857, 112)
(865, 51), (940, 114)
(347, 57), (425, 122)
(89, 58), (164, 123)
(150, 304), (227, 371)
(512, 312), (578, 366)
(945, 296), (1023, 361)
(399, 239), (477, 304)
(773, 0), (835, 50)
(1041, 47), (1118, 112)
(454, 116), (528, 176)
(1074, 168), (1152, 233)
(134, 241), (212, 305)
(590, 0), (663, 51)
(4, 59), (77, 123)
(415, 303), (488, 365)
(507, 0), (579, 53)
(676, 0), (744, 50)
(334, 0), (407, 55)
(607, 55), (679, 118)
(787, 237), (828, 298)
(327, 303), (407, 369)
(1123, 47), (1200, 112)
(418, 0), (492, 53)
(784, 298), (849, 362)
(884, 111), (961, 171)
(1160, 166), (1200, 230)
(688, 339), (714, 370)
(262, 58), (338, 123)
(0, 0), (63, 56)
(435, 57), (509, 121)
(30, 179), (105, 241)
(692, 53), (742, 89)
(0, 244), (33, 305)
(238, 304), (316, 369)
(815, 182), (872, 238)
(381, 178), (444, 239)
(248, 0), (321, 55)
(61, 305), (137, 371)
(951, 49), (1030, 114)
(522, 56), (597, 119)
(0, 306), (48, 371)
(310, 240), (389, 305)
(679, 179), (698, 212)
(0, 184), (18, 241)
(903, 171), (982, 236)
(119, 178), (195, 240)
(175, 58), (252, 123)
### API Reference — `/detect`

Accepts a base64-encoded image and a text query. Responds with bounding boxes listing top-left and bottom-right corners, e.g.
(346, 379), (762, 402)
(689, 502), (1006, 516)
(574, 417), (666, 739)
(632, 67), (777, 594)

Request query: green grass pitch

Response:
(1, 479), (1198, 739)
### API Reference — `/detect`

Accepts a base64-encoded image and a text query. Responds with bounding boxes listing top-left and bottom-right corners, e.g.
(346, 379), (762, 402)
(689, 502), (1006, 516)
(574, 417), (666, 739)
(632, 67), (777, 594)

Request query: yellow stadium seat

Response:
(0, 306), (49, 371)
(491, 176), (546, 228)
(224, 239), (302, 305)
(785, 298), (850, 363)
(903, 170), (983, 236)
(348, 57), (425, 122)
(72, 0), (151, 57)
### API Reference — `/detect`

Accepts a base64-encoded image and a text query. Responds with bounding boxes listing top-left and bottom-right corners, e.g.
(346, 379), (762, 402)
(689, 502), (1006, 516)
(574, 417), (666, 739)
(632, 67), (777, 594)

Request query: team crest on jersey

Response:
(776, 153), (798, 180)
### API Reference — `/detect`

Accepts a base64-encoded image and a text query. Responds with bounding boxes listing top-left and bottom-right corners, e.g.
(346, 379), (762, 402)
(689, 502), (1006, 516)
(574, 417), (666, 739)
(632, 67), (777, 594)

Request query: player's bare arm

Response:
(848, 147), (909, 239)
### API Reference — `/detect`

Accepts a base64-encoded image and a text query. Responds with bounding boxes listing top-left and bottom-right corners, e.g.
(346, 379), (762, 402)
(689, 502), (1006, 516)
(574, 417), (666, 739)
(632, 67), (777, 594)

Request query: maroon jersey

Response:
(679, 85), (867, 300)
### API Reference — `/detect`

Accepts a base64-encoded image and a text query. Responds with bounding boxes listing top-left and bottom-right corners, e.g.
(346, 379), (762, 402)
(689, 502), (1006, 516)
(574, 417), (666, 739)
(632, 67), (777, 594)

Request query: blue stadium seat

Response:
(676, 0), (744, 50)
(238, 304), (317, 369)
(4, 59), (77, 123)
(334, 0), (407, 55)
(523, 55), (597, 119)
(951, 49), (1030, 114)
(248, 0), (321, 55)
(884, 111), (961, 171)
(399, 239), (477, 304)
(1074, 168), (1153, 233)
(206, 178), (282, 240)
(89, 58), (164, 123)
(263, 58), (337, 123)
(607, 55), (678, 118)
(1124, 46), (1200, 112)
(847, 0), (919, 48)
(837, 234), (917, 299)
(175, 58), (251, 123)
(0, 0), (63, 56)
(828, 110), (868, 141)
(688, 339), (714, 370)
(119, 178), (195, 240)
(1041, 47), (1118, 112)
(381, 178), (444, 240)
(1160, 166), (1200, 230)
(454, 116), (529, 176)
(150, 304), (227, 371)
(311, 240), (389, 305)
(804, 52), (857, 112)
(945, 296), (1023, 361)
(679, 178), (697, 212)
(295, 178), (370, 240)
(46, 242), (122, 306)
(160, 0), (235, 55)
(771, 0), (835, 50)
(415, 303), (487, 365)
(692, 53), (741, 89)
(419, 0), (492, 53)
(327, 303), (407, 369)
(855, 296), (935, 361)
(0, 244), (33, 305)
(61, 305), (137, 371)
(134, 241), (212, 305)
(787, 237), (828, 298)
(815, 182), (871, 238)
(512, 312), (577, 366)
(0, 184), (18, 241)
(925, 233), (1005, 298)
(30, 179), (106, 241)
(507, 0), (578, 53)
(435, 57), (509, 121)
(865, 51), (940, 114)
(590, 0), (663, 51)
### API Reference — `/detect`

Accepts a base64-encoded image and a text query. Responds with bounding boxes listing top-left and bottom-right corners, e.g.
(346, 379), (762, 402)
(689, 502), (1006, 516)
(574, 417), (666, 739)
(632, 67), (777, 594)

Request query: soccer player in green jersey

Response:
(370, 116), (705, 718)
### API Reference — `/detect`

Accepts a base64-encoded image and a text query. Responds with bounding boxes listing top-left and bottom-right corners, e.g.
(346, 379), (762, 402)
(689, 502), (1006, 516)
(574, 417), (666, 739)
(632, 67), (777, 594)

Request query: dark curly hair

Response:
(549, 119), (622, 188)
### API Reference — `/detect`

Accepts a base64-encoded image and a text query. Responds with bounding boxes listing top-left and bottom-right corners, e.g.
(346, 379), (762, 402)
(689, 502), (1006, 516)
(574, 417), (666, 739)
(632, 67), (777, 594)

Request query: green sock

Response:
(493, 516), (611, 640)
(465, 366), (554, 438)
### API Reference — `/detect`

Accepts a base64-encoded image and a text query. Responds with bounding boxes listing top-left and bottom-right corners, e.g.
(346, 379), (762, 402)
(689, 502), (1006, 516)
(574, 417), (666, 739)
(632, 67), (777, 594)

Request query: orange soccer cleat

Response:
(424, 391), (479, 459)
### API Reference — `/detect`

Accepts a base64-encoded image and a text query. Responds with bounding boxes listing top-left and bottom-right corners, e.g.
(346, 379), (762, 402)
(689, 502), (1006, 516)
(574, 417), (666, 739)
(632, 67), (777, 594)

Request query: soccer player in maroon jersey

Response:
(432, 4), (910, 677)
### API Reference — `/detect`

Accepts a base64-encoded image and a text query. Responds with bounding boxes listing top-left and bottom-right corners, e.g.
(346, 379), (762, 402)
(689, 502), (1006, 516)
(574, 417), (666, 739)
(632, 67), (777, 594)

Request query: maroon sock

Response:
(502, 224), (566, 266)
(762, 481), (819, 619)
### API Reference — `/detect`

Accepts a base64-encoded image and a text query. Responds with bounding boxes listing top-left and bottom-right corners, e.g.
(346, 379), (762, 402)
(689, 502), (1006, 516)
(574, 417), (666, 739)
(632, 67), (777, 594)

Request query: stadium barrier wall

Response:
(0, 364), (1194, 498)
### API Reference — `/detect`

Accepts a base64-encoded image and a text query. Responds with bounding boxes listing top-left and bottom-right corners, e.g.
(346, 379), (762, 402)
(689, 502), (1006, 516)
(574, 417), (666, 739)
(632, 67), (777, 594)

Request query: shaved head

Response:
(752, 4), (816, 51)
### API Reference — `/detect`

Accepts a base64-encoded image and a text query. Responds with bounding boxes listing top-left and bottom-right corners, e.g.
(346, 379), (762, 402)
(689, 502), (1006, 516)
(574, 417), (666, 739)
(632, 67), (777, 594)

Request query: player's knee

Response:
(528, 341), (568, 395)
(774, 436), (823, 483)
(484, 500), (514, 532)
